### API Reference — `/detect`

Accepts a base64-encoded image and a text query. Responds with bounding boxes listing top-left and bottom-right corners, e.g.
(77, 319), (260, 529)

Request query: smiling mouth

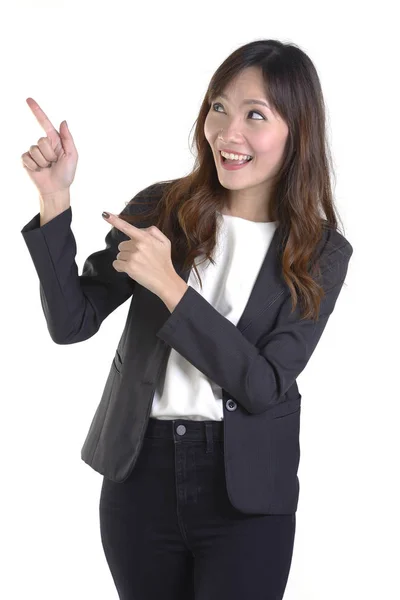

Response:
(219, 151), (253, 164)
(218, 151), (254, 170)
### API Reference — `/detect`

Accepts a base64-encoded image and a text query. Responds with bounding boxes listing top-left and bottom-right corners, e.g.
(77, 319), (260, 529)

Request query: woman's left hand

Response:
(102, 211), (178, 298)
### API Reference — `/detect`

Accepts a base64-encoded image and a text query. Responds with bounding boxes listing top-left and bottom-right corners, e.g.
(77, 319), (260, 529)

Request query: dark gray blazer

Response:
(20, 181), (353, 515)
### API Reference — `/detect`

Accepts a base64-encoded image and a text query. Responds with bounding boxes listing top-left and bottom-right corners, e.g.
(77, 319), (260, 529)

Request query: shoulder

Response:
(316, 221), (354, 272)
(120, 180), (176, 219)
(129, 179), (174, 204)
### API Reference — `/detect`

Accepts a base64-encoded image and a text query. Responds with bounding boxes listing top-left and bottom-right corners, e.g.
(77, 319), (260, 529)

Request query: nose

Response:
(217, 118), (247, 143)
(218, 129), (245, 145)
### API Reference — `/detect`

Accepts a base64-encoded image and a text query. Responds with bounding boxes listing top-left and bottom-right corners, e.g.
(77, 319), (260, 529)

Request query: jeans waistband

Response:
(145, 416), (224, 445)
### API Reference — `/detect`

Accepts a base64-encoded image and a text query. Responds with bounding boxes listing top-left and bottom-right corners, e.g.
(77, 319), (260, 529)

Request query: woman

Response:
(21, 39), (353, 600)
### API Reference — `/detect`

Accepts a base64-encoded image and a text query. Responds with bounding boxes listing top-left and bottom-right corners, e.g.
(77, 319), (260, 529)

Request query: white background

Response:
(1, 0), (398, 598)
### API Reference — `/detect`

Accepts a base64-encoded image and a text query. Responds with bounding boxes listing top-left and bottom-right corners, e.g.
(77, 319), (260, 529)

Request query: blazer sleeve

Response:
(156, 245), (353, 414)
(20, 183), (160, 344)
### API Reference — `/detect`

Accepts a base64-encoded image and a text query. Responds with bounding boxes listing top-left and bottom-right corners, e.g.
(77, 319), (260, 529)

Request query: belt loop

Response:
(205, 423), (214, 454)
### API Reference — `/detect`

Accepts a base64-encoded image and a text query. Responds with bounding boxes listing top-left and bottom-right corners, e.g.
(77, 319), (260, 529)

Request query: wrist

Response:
(159, 275), (189, 313)
(39, 188), (70, 206)
(39, 189), (71, 226)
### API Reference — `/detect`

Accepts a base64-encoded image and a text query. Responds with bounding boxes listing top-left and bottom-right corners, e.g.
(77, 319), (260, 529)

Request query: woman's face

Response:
(204, 67), (289, 196)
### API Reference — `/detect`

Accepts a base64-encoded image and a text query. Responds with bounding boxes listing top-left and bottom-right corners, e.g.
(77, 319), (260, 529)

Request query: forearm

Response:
(21, 206), (135, 344)
(155, 259), (350, 415)
(39, 189), (71, 226)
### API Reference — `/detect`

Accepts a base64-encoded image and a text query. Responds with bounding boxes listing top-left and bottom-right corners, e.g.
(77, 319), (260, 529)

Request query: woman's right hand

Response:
(21, 98), (79, 198)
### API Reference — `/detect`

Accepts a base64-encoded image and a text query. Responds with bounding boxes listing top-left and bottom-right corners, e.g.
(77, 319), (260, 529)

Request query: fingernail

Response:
(102, 211), (110, 219)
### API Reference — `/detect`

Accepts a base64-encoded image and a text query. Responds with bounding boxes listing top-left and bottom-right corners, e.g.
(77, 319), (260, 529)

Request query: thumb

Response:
(59, 120), (77, 154)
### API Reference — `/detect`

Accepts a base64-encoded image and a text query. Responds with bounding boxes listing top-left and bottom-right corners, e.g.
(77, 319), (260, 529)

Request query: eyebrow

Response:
(218, 92), (271, 110)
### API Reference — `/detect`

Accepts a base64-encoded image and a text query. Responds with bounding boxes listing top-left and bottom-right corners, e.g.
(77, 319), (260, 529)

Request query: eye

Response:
(212, 102), (265, 121)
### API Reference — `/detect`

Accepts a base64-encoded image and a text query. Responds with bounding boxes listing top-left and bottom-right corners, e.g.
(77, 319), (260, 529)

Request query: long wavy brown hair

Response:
(119, 39), (347, 322)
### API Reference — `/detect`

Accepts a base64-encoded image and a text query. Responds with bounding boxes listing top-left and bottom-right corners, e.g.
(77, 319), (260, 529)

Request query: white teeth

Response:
(221, 151), (252, 161)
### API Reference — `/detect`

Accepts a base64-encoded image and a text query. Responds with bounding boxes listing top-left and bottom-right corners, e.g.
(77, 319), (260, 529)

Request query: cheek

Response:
(251, 132), (274, 155)
(253, 136), (286, 164)
(204, 112), (219, 140)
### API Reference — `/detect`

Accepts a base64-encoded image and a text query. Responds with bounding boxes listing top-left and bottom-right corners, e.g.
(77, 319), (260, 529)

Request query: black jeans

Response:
(99, 417), (296, 600)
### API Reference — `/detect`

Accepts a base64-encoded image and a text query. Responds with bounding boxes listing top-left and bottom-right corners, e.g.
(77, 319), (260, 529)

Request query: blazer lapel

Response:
(170, 224), (287, 333)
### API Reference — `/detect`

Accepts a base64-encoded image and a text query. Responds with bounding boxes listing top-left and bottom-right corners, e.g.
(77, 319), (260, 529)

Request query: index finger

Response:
(103, 212), (142, 238)
(26, 97), (58, 137)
